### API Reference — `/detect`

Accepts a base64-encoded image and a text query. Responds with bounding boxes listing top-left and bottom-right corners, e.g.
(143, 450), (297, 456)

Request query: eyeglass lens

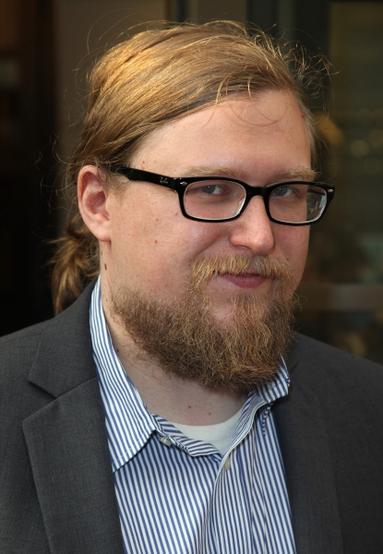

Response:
(183, 180), (328, 223)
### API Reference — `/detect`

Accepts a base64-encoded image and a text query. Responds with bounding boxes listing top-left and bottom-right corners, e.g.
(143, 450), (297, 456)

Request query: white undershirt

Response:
(170, 408), (243, 456)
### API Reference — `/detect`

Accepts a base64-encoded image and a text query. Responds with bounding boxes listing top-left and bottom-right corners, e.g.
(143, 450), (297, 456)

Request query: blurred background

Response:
(1, 0), (382, 364)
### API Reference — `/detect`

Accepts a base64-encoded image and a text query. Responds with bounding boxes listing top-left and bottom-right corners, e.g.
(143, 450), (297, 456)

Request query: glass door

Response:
(298, 1), (383, 364)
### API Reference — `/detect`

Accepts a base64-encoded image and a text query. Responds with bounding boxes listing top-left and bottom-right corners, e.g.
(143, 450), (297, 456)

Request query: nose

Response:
(228, 197), (275, 255)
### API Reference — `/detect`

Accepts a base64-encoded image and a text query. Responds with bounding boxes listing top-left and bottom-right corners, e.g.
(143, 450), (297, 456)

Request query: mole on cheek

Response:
(154, 239), (158, 245)
(104, 263), (107, 271)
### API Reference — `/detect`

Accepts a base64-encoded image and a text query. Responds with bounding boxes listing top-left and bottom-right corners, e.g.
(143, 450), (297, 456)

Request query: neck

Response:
(102, 300), (245, 426)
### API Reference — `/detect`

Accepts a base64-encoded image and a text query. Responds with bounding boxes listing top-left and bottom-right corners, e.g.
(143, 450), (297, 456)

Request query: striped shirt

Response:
(90, 279), (296, 553)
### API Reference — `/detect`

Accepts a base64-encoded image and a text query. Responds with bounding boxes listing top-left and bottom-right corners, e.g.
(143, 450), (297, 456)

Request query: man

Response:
(1, 21), (383, 554)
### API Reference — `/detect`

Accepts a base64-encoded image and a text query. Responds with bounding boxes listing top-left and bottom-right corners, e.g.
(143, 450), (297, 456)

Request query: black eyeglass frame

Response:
(110, 165), (335, 226)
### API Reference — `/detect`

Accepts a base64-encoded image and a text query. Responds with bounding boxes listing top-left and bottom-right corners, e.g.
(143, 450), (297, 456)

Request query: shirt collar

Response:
(90, 278), (162, 472)
(238, 359), (290, 440)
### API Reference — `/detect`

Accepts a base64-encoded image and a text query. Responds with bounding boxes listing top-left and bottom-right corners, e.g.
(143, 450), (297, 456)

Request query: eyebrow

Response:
(177, 165), (318, 183)
(272, 167), (319, 182)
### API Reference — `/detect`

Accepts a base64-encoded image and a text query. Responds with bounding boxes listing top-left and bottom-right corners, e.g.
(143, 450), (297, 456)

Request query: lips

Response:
(218, 272), (268, 289)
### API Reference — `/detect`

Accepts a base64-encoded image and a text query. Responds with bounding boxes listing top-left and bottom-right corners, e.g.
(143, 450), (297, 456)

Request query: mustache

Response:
(191, 255), (293, 289)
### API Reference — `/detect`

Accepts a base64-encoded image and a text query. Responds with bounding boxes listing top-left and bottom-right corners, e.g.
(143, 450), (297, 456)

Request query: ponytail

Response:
(51, 211), (99, 313)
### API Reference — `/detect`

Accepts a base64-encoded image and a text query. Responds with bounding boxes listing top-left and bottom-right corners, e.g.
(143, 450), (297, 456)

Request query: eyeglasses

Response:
(110, 165), (335, 226)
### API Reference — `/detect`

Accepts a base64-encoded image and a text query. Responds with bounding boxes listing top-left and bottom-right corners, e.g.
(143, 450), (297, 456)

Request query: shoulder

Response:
(290, 332), (383, 375)
(0, 320), (50, 381)
(288, 332), (383, 404)
(0, 283), (95, 388)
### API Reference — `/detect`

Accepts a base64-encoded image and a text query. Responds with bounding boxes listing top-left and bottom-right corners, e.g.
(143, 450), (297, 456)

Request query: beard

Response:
(110, 255), (297, 393)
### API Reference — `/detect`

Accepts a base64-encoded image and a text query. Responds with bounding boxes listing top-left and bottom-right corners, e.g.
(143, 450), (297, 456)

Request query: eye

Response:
(196, 184), (223, 195)
(271, 183), (307, 200)
(187, 181), (237, 197)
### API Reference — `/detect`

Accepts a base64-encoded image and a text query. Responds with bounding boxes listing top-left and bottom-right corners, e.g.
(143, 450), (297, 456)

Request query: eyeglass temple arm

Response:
(111, 166), (180, 190)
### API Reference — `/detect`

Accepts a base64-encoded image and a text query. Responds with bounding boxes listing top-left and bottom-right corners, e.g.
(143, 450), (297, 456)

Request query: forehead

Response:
(129, 90), (312, 182)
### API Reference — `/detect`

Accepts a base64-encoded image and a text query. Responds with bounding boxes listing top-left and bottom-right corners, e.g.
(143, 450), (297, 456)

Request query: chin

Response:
(209, 299), (265, 328)
(210, 309), (236, 327)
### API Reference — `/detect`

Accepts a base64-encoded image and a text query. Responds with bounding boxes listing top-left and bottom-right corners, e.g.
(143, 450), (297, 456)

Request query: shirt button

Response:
(223, 455), (232, 470)
(159, 435), (172, 447)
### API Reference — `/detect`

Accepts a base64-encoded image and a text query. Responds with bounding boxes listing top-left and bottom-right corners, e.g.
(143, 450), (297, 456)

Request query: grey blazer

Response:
(1, 285), (383, 553)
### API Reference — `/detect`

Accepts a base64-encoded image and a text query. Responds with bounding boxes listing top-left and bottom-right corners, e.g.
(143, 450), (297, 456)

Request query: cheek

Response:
(277, 228), (310, 283)
(111, 212), (219, 296)
(148, 221), (223, 277)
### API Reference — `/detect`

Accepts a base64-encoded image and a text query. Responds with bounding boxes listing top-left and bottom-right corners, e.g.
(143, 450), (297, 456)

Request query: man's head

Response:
(53, 21), (331, 391)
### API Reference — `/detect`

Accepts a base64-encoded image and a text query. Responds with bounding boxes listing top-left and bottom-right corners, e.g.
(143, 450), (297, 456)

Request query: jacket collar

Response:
(28, 284), (96, 397)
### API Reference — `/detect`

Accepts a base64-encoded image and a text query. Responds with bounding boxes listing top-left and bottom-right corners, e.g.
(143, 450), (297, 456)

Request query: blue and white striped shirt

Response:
(90, 279), (296, 553)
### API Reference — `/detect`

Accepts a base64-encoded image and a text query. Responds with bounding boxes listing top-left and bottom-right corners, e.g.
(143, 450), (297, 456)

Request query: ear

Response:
(77, 165), (112, 242)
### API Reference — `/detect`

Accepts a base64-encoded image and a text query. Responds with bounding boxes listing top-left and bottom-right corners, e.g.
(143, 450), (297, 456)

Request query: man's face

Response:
(101, 90), (312, 389)
(104, 90), (311, 320)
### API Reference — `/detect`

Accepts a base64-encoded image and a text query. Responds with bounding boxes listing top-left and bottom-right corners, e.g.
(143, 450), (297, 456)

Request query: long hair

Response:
(51, 20), (324, 313)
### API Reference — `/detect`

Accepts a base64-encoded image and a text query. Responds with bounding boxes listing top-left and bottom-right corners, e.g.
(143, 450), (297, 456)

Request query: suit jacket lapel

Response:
(274, 341), (344, 554)
(23, 286), (124, 554)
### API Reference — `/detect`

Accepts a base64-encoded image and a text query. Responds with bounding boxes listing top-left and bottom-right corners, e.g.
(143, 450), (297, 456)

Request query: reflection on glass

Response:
(299, 1), (383, 364)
